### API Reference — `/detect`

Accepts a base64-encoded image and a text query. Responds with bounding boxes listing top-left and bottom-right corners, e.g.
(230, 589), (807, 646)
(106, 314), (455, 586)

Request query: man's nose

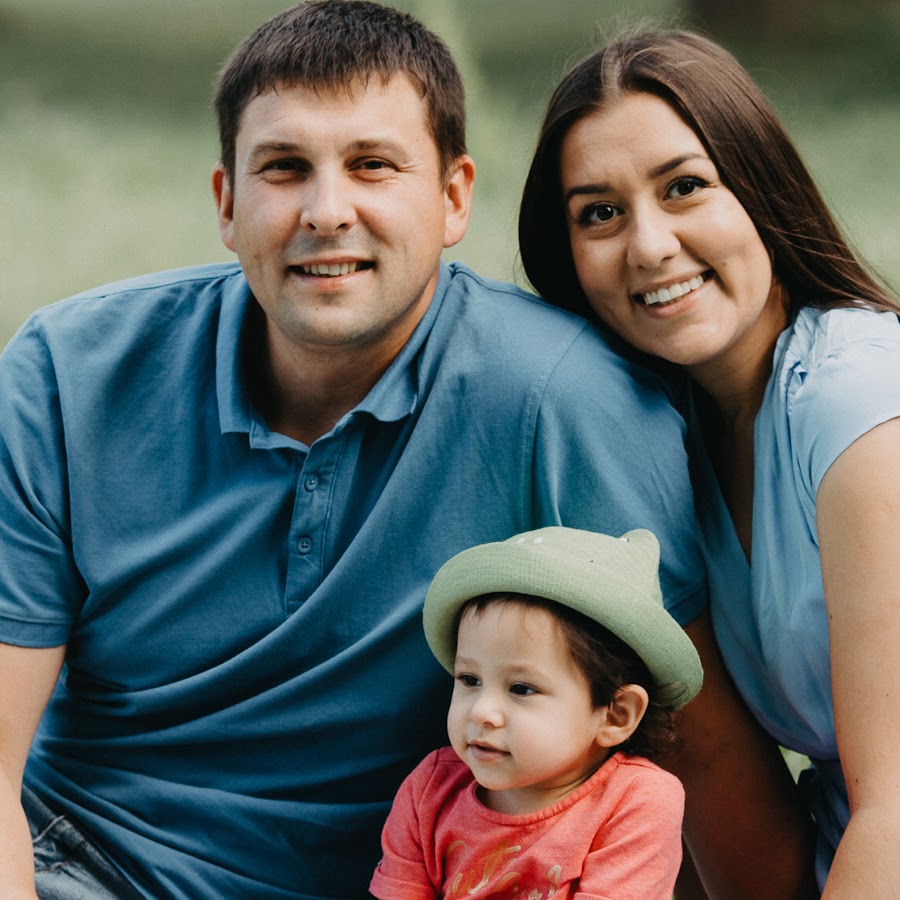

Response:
(299, 171), (357, 235)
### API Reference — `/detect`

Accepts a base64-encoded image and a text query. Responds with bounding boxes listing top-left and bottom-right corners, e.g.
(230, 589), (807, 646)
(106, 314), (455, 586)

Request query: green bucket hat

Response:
(423, 526), (703, 708)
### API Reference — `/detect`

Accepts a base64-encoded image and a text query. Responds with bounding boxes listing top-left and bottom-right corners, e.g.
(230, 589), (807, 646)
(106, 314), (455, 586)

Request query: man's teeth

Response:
(300, 262), (361, 276)
(642, 275), (705, 306)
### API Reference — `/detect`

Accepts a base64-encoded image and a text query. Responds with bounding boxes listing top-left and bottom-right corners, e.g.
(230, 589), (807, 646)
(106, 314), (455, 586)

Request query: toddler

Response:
(370, 526), (703, 899)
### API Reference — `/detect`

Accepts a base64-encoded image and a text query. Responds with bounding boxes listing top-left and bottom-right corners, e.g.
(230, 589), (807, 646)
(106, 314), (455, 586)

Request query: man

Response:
(0, 3), (813, 899)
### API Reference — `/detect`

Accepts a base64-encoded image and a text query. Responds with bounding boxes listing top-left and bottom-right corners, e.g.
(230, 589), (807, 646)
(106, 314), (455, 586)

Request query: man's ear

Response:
(212, 162), (236, 253)
(442, 154), (476, 249)
(596, 684), (650, 749)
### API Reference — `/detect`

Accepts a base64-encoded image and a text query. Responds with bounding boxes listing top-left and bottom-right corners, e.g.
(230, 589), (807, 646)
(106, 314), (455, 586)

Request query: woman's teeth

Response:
(641, 274), (705, 306)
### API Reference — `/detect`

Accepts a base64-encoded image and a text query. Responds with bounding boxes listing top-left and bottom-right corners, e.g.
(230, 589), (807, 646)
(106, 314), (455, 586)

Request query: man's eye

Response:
(260, 159), (307, 179)
(356, 159), (391, 172)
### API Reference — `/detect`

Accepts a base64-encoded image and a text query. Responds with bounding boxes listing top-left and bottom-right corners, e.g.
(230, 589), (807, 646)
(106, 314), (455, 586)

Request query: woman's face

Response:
(561, 91), (787, 378)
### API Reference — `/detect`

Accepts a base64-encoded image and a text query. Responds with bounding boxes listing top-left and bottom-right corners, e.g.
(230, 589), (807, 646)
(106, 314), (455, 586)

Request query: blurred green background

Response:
(2, 0), (898, 347)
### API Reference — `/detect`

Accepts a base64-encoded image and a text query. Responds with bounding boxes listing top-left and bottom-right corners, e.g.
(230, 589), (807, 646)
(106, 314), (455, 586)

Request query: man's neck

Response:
(260, 359), (386, 446)
(245, 318), (400, 446)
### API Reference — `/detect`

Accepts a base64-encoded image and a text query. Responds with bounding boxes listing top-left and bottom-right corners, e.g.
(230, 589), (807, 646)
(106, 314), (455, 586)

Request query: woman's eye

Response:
(666, 176), (707, 199)
(576, 202), (620, 227)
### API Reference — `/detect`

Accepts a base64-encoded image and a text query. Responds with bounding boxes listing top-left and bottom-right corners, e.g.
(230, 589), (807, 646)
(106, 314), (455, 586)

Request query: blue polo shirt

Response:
(0, 261), (705, 899)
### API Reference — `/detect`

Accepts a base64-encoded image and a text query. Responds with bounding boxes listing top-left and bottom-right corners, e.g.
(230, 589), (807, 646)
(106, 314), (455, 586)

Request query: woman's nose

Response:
(625, 206), (681, 270)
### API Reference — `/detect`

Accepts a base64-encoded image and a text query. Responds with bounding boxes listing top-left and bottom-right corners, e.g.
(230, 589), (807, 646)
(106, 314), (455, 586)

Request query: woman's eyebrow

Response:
(565, 152), (711, 202)
(649, 152), (709, 178)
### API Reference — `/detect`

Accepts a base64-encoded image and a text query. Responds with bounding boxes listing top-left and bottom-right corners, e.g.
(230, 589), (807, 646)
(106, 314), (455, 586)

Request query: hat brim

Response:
(423, 528), (702, 709)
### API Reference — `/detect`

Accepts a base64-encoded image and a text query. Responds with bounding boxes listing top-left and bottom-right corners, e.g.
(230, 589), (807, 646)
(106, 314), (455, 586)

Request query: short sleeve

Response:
(787, 310), (900, 499)
(534, 327), (706, 626)
(369, 755), (439, 900)
(575, 760), (684, 900)
(0, 318), (82, 645)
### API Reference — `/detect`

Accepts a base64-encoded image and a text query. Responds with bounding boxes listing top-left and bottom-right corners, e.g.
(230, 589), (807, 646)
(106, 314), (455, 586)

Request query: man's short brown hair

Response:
(214, 0), (467, 182)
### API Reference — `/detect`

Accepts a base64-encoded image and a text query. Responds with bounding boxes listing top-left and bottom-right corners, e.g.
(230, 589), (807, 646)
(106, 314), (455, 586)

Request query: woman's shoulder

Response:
(780, 305), (900, 372)
(770, 305), (900, 404)
(769, 305), (900, 495)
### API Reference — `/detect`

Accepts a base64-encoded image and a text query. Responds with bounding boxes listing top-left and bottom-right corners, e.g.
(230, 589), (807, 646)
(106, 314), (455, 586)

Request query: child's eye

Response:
(456, 673), (480, 688)
(510, 683), (537, 696)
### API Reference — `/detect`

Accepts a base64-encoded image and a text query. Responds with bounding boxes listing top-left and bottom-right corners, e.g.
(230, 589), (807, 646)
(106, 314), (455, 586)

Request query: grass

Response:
(2, 0), (898, 347)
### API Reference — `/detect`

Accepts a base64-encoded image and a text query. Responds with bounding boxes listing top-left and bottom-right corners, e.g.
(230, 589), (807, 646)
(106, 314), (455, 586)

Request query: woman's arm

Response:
(668, 610), (819, 899)
(816, 417), (900, 897)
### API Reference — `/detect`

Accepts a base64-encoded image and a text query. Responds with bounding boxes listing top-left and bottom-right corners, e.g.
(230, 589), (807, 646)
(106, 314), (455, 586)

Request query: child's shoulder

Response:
(415, 745), (467, 769)
(404, 747), (473, 793)
(605, 752), (684, 800)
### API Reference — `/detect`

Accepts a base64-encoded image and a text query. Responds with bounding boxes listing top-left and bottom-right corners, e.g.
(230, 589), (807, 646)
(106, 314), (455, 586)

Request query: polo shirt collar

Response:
(215, 263), (451, 441)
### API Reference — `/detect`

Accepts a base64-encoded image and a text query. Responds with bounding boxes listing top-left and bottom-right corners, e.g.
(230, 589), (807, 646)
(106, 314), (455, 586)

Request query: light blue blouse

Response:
(694, 305), (900, 887)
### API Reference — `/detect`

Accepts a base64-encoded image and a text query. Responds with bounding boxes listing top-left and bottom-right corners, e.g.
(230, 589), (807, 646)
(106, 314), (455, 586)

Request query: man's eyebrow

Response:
(246, 141), (302, 167)
(564, 153), (710, 202)
(245, 137), (411, 168)
(346, 137), (413, 160)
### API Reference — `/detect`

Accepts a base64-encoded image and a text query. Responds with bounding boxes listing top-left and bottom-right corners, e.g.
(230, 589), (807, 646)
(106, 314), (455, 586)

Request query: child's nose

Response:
(470, 691), (504, 727)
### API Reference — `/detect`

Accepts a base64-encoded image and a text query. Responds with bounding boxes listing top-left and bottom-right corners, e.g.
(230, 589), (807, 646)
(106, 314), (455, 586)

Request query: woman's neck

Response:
(687, 280), (790, 425)
(686, 318), (779, 426)
(688, 294), (788, 561)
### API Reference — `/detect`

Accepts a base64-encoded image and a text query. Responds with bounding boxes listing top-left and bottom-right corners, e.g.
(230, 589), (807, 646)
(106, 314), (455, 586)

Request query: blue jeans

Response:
(23, 785), (144, 900)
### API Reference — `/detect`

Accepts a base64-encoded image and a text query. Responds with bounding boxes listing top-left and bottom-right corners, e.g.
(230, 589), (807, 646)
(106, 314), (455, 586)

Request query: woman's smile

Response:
(561, 92), (786, 380)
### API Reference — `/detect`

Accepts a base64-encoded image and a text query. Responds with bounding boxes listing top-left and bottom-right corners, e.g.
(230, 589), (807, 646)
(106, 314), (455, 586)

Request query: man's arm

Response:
(0, 642), (66, 900)
(668, 611), (819, 899)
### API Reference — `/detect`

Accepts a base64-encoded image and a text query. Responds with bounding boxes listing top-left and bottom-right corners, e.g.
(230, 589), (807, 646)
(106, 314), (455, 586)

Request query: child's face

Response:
(447, 601), (611, 815)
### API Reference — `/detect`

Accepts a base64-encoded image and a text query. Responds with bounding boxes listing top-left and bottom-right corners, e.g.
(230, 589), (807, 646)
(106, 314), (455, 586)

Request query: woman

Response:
(519, 29), (900, 898)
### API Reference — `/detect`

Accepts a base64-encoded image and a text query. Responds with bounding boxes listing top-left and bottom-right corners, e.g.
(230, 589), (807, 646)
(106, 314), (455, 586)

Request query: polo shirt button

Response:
(297, 536), (313, 554)
(304, 474), (319, 491)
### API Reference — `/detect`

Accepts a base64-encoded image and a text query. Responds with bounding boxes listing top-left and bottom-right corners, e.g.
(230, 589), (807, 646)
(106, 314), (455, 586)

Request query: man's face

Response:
(213, 74), (473, 373)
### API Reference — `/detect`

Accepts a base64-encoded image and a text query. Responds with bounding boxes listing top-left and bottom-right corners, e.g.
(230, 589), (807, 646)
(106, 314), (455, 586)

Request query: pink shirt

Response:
(370, 747), (683, 899)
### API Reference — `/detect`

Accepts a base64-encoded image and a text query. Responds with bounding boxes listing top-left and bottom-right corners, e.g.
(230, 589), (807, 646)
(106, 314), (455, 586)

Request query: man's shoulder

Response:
(5, 262), (248, 379)
(443, 261), (584, 328)
(61, 261), (245, 306)
(439, 261), (609, 362)
(21, 262), (246, 342)
(438, 261), (658, 382)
